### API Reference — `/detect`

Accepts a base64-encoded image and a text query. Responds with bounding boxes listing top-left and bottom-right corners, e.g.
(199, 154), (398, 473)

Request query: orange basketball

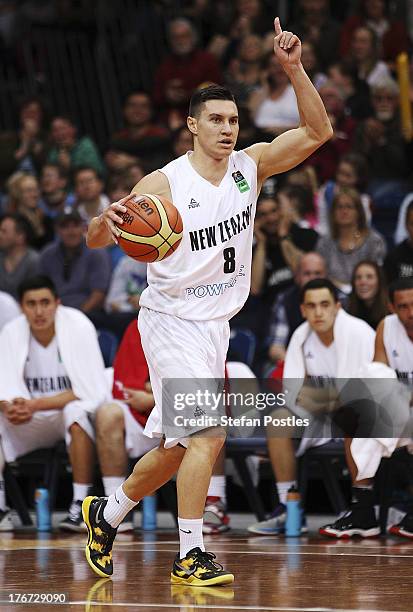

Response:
(116, 194), (183, 262)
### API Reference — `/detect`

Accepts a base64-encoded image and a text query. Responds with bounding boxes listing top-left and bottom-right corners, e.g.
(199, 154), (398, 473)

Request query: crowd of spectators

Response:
(0, 0), (413, 530)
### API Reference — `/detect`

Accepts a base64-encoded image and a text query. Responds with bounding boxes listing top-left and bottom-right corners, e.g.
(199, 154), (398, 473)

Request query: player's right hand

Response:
(100, 194), (135, 244)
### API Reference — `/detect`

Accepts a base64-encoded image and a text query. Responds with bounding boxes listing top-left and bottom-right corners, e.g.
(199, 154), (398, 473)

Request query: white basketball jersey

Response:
(383, 314), (413, 381)
(303, 332), (337, 382)
(24, 335), (72, 398)
(139, 151), (258, 320)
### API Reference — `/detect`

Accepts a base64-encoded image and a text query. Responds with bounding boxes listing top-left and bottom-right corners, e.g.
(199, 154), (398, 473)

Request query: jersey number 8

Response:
(223, 247), (236, 274)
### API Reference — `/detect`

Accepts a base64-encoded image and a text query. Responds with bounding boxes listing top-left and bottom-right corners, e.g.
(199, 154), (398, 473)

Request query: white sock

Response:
(103, 485), (138, 528)
(102, 476), (125, 497)
(207, 475), (226, 504)
(73, 483), (92, 502)
(178, 517), (205, 558)
(276, 481), (297, 506)
(0, 479), (6, 510)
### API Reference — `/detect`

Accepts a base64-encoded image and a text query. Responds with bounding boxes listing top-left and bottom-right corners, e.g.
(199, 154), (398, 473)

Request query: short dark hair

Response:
(42, 162), (68, 181)
(189, 85), (236, 118)
(300, 278), (338, 304)
(17, 275), (58, 302)
(389, 278), (413, 303)
(1, 213), (34, 245)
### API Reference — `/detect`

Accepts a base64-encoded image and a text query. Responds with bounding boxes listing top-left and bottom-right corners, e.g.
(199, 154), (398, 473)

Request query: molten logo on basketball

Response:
(135, 198), (154, 216)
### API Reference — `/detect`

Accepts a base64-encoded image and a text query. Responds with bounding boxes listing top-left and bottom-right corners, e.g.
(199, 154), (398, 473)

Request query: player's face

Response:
(21, 288), (59, 333)
(192, 100), (239, 159)
(301, 288), (339, 335)
(354, 264), (378, 303)
(391, 289), (413, 336)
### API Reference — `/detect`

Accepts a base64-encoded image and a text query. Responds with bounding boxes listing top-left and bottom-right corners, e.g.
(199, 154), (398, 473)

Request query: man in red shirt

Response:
(153, 18), (222, 125)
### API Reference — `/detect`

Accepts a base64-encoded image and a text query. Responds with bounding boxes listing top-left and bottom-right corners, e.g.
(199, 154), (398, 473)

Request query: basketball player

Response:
(0, 275), (107, 532)
(321, 278), (413, 538)
(249, 278), (375, 535)
(83, 17), (332, 585)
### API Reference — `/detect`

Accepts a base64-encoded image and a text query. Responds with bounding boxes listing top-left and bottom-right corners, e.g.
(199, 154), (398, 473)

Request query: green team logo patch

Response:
(232, 170), (250, 193)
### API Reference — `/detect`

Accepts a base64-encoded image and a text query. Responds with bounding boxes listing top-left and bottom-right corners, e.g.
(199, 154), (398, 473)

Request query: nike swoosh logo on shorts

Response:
(114, 493), (120, 505)
(179, 528), (192, 534)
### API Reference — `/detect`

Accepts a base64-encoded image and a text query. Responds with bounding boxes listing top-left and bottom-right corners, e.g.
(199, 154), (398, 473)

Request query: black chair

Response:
(299, 441), (348, 515)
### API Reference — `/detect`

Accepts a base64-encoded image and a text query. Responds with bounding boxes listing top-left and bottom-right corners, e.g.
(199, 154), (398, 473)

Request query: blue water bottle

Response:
(35, 488), (51, 531)
(285, 486), (302, 537)
(142, 495), (157, 531)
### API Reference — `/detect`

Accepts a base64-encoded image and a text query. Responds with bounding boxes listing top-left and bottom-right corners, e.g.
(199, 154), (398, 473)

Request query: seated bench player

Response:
(0, 275), (108, 531)
(248, 278), (375, 534)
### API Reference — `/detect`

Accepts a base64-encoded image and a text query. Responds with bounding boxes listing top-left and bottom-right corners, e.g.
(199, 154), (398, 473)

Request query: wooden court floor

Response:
(0, 531), (412, 611)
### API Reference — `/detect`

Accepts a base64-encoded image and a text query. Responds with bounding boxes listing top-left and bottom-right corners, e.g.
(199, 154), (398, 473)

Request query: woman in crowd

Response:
(317, 152), (371, 235)
(6, 173), (53, 249)
(347, 260), (388, 329)
(316, 187), (386, 295)
(340, 0), (410, 66)
(348, 25), (390, 87)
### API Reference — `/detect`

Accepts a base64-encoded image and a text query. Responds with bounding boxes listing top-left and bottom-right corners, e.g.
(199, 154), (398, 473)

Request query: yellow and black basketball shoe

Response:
(82, 496), (118, 577)
(171, 547), (234, 586)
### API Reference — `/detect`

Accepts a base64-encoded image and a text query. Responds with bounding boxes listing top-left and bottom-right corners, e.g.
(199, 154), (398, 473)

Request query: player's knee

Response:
(96, 402), (125, 436)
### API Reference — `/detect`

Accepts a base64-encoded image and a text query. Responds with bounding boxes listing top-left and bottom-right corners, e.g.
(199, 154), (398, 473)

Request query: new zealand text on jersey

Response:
(189, 203), (253, 252)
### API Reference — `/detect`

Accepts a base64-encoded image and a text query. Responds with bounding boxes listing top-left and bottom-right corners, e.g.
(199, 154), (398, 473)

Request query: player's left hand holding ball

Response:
(273, 17), (301, 68)
(99, 194), (136, 244)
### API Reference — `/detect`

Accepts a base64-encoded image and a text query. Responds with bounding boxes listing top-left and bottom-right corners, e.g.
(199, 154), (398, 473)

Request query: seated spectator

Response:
(277, 184), (317, 229)
(394, 191), (413, 245)
(40, 163), (75, 219)
(0, 96), (48, 189)
(6, 173), (54, 249)
(235, 194), (318, 363)
(225, 33), (265, 106)
(317, 152), (371, 235)
(300, 40), (327, 90)
(153, 18), (222, 125)
(347, 260), (388, 329)
(316, 187), (386, 295)
(248, 278), (375, 535)
(0, 291), (20, 330)
(104, 150), (140, 177)
(0, 275), (108, 531)
(340, 0), (410, 66)
(250, 55), (300, 135)
(108, 91), (170, 172)
(287, 0), (341, 71)
(38, 209), (111, 313)
(95, 320), (232, 533)
(306, 81), (356, 183)
(251, 194), (319, 309)
(322, 279), (413, 539)
(353, 77), (408, 186)
(348, 26), (391, 87)
(385, 201), (413, 283)
(328, 60), (373, 120)
(170, 126), (193, 159)
(47, 115), (104, 178)
(267, 252), (327, 365)
(105, 257), (147, 314)
(0, 214), (39, 299)
(73, 167), (109, 225)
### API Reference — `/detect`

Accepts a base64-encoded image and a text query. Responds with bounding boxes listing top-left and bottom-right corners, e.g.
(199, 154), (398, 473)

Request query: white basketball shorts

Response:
(138, 307), (230, 449)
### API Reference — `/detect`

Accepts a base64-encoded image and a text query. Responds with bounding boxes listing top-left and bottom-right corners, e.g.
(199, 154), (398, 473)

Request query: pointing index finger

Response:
(274, 17), (282, 36)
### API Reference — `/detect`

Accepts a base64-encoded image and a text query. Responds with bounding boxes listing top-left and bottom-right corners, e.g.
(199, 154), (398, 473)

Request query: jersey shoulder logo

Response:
(232, 170), (250, 193)
(305, 351), (314, 359)
(188, 198), (200, 209)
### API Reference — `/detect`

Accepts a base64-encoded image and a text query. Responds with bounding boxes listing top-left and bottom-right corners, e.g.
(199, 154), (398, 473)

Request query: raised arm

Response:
(86, 171), (172, 249)
(245, 17), (333, 187)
